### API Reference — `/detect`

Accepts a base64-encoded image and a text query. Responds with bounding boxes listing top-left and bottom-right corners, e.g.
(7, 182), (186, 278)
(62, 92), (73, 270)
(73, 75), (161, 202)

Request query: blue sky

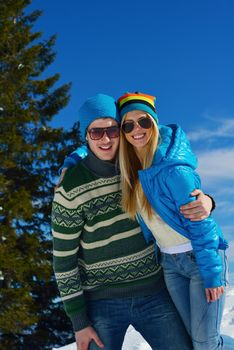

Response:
(30, 0), (234, 283)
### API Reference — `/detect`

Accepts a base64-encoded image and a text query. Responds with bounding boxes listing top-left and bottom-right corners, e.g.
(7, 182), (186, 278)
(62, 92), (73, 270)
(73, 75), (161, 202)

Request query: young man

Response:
(52, 94), (214, 350)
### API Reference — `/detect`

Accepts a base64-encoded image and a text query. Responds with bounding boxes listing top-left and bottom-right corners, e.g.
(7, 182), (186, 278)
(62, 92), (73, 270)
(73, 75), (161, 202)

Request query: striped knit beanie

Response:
(78, 93), (120, 139)
(117, 92), (158, 123)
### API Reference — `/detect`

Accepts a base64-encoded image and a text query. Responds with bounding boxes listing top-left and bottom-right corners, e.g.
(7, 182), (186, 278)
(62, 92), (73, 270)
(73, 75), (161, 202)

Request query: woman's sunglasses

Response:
(121, 116), (152, 134)
(88, 126), (120, 140)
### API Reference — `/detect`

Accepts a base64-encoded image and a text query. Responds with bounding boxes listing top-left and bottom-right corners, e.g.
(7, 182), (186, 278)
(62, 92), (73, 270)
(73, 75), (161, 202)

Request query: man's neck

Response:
(83, 151), (119, 177)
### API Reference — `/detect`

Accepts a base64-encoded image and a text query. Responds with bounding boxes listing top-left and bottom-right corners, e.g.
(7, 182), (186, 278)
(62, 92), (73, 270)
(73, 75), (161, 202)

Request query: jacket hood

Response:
(152, 124), (198, 173)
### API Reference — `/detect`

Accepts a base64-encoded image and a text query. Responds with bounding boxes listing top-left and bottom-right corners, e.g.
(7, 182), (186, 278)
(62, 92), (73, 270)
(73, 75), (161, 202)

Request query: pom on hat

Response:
(117, 92), (158, 123)
(78, 93), (120, 139)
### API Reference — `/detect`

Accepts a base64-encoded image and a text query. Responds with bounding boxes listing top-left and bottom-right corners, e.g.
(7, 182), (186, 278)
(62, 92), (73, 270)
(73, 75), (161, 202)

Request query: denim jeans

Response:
(160, 250), (228, 350)
(87, 287), (193, 350)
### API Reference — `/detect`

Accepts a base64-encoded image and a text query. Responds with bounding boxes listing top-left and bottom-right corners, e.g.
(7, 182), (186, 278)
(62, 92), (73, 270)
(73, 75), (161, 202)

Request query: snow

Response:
(54, 286), (234, 350)
(221, 286), (234, 336)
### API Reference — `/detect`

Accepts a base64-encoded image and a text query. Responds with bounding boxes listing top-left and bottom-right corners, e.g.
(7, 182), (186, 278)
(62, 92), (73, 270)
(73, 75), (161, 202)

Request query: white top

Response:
(138, 202), (192, 254)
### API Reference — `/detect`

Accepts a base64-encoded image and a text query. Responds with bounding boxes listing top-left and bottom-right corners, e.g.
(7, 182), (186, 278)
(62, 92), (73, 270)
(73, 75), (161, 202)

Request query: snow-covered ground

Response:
(54, 286), (234, 350)
(221, 286), (234, 337)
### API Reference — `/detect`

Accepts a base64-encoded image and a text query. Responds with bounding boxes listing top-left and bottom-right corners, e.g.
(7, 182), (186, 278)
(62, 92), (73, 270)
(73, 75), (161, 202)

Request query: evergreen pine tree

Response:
(0, 1), (82, 348)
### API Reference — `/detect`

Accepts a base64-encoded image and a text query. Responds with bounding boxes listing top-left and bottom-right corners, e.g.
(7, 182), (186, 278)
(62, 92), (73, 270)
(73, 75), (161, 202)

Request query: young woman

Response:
(117, 92), (229, 350)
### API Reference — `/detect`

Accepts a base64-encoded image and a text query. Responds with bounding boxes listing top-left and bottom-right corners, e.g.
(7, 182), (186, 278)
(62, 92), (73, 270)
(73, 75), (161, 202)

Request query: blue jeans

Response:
(87, 287), (193, 350)
(160, 251), (227, 350)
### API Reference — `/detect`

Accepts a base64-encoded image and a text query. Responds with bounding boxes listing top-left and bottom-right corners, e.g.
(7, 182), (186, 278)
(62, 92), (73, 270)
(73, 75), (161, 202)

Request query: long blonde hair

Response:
(119, 114), (159, 219)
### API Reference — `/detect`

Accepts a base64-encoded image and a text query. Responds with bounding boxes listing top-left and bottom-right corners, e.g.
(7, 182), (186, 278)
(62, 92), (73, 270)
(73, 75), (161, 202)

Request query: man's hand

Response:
(205, 286), (224, 302)
(180, 189), (213, 221)
(75, 326), (104, 350)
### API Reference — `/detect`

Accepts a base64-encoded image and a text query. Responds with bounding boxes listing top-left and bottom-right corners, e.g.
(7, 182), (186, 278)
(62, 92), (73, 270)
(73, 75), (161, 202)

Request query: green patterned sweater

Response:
(52, 152), (164, 331)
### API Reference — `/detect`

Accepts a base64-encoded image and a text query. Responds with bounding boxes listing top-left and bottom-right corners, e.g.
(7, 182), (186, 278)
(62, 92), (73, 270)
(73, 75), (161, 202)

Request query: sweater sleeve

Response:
(164, 165), (226, 288)
(205, 193), (216, 212)
(51, 187), (91, 331)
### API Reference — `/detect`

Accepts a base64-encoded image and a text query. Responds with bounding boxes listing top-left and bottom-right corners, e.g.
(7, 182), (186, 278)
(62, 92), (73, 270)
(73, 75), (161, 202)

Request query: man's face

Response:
(86, 118), (120, 161)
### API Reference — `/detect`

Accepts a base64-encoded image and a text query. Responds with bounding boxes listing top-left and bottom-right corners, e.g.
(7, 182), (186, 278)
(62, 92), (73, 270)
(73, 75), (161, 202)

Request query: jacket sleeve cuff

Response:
(203, 277), (222, 289)
(58, 156), (78, 175)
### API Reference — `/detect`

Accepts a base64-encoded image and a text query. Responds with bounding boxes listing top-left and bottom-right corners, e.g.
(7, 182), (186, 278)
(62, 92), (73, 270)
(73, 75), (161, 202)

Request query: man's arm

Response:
(180, 189), (215, 221)
(52, 187), (91, 332)
(52, 178), (104, 349)
(57, 147), (215, 223)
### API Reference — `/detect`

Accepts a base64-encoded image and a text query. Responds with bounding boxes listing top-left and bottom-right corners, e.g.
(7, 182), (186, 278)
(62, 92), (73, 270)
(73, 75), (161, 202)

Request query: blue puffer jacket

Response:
(138, 124), (228, 289)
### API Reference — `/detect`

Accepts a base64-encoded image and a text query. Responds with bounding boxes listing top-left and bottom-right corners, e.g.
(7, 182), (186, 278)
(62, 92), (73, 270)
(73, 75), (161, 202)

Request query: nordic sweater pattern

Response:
(52, 158), (163, 331)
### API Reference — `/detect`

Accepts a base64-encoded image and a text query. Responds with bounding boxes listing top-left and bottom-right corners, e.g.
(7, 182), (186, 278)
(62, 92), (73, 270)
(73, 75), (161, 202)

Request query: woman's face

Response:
(122, 110), (153, 149)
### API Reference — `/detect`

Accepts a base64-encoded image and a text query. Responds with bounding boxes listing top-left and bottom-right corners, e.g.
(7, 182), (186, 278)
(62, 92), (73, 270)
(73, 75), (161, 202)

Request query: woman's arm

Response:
(56, 145), (88, 188)
(59, 145), (88, 174)
(164, 165), (228, 289)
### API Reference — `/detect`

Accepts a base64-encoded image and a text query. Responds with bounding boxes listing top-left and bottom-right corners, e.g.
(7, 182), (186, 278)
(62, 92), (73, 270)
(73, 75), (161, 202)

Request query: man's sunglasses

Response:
(88, 126), (120, 140)
(121, 116), (152, 134)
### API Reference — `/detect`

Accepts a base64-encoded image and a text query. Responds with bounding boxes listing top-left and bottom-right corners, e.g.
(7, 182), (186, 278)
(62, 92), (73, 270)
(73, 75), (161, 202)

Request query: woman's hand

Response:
(54, 168), (67, 191)
(205, 286), (225, 302)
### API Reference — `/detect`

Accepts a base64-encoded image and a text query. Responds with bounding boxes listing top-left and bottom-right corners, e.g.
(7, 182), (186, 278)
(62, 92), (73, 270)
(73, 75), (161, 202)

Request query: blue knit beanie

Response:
(78, 93), (120, 139)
